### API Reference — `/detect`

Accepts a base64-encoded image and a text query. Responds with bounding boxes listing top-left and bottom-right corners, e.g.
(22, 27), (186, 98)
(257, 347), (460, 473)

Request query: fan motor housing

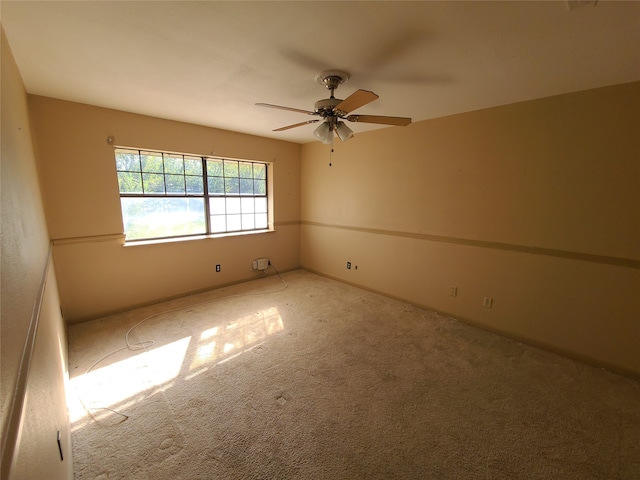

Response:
(314, 98), (342, 116)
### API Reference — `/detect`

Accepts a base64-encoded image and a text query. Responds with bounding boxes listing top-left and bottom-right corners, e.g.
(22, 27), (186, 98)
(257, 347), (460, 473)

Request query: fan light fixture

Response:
(313, 121), (334, 144)
(314, 120), (354, 144)
(335, 121), (354, 141)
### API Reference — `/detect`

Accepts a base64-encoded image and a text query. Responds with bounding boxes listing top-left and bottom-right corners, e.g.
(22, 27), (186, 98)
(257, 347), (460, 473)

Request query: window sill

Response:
(122, 228), (275, 247)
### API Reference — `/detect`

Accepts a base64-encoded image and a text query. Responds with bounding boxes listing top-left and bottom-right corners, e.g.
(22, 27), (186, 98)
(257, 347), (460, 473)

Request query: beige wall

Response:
(8, 262), (73, 480)
(29, 97), (302, 321)
(301, 82), (640, 377)
(1, 28), (73, 479)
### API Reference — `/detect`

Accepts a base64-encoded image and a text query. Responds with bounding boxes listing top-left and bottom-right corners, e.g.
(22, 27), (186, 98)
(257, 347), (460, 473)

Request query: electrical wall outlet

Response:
(215, 264), (221, 273)
(449, 286), (457, 297)
(347, 261), (351, 270)
(483, 296), (493, 308)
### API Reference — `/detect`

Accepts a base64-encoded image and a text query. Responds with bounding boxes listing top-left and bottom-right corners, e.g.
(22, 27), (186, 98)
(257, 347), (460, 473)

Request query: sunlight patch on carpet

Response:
(68, 336), (191, 424)
(68, 306), (285, 426)
(189, 306), (284, 371)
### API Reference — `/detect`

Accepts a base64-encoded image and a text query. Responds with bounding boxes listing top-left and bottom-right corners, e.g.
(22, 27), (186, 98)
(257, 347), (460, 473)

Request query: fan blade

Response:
(334, 90), (379, 115)
(346, 114), (411, 126)
(256, 103), (316, 115)
(273, 119), (320, 131)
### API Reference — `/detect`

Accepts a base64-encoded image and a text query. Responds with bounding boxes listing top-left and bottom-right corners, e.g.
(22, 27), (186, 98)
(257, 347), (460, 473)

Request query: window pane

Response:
(225, 177), (239, 195)
(210, 215), (226, 233)
(253, 163), (266, 179)
(186, 175), (203, 194)
(164, 156), (184, 175)
(143, 173), (165, 193)
(116, 150), (140, 172)
(227, 214), (241, 231)
(165, 174), (185, 194)
(254, 179), (266, 195)
(224, 160), (238, 177)
(208, 177), (225, 195)
(141, 153), (163, 173)
(121, 197), (206, 240)
(241, 214), (255, 230)
(240, 178), (254, 195)
(226, 197), (240, 214)
(207, 159), (223, 177)
(184, 157), (201, 175)
(209, 197), (225, 215)
(255, 213), (268, 229)
(239, 162), (253, 178)
(118, 172), (143, 193)
(241, 197), (255, 213)
(255, 197), (267, 213)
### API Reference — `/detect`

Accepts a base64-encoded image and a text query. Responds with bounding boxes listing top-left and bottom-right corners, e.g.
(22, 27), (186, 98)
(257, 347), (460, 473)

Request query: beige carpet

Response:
(67, 270), (640, 479)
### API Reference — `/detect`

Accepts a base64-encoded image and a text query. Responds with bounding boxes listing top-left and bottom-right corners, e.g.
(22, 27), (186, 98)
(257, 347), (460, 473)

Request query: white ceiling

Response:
(2, 1), (639, 144)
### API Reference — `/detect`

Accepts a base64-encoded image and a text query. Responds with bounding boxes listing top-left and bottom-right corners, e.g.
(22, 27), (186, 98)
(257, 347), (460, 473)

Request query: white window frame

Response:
(114, 147), (272, 242)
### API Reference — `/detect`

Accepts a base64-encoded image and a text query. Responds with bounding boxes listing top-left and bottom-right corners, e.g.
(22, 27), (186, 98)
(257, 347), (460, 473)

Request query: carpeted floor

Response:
(67, 270), (640, 479)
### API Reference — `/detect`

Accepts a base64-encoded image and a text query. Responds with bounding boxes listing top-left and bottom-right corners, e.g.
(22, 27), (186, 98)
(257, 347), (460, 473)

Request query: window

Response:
(115, 148), (269, 241)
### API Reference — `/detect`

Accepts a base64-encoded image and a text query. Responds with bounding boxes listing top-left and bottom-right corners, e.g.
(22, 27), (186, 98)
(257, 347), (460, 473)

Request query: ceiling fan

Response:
(256, 70), (411, 144)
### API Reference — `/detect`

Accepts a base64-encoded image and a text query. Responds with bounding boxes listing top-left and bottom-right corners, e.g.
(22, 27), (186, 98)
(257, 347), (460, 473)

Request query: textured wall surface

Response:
(301, 82), (640, 376)
(29, 96), (302, 321)
(1, 28), (73, 480)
